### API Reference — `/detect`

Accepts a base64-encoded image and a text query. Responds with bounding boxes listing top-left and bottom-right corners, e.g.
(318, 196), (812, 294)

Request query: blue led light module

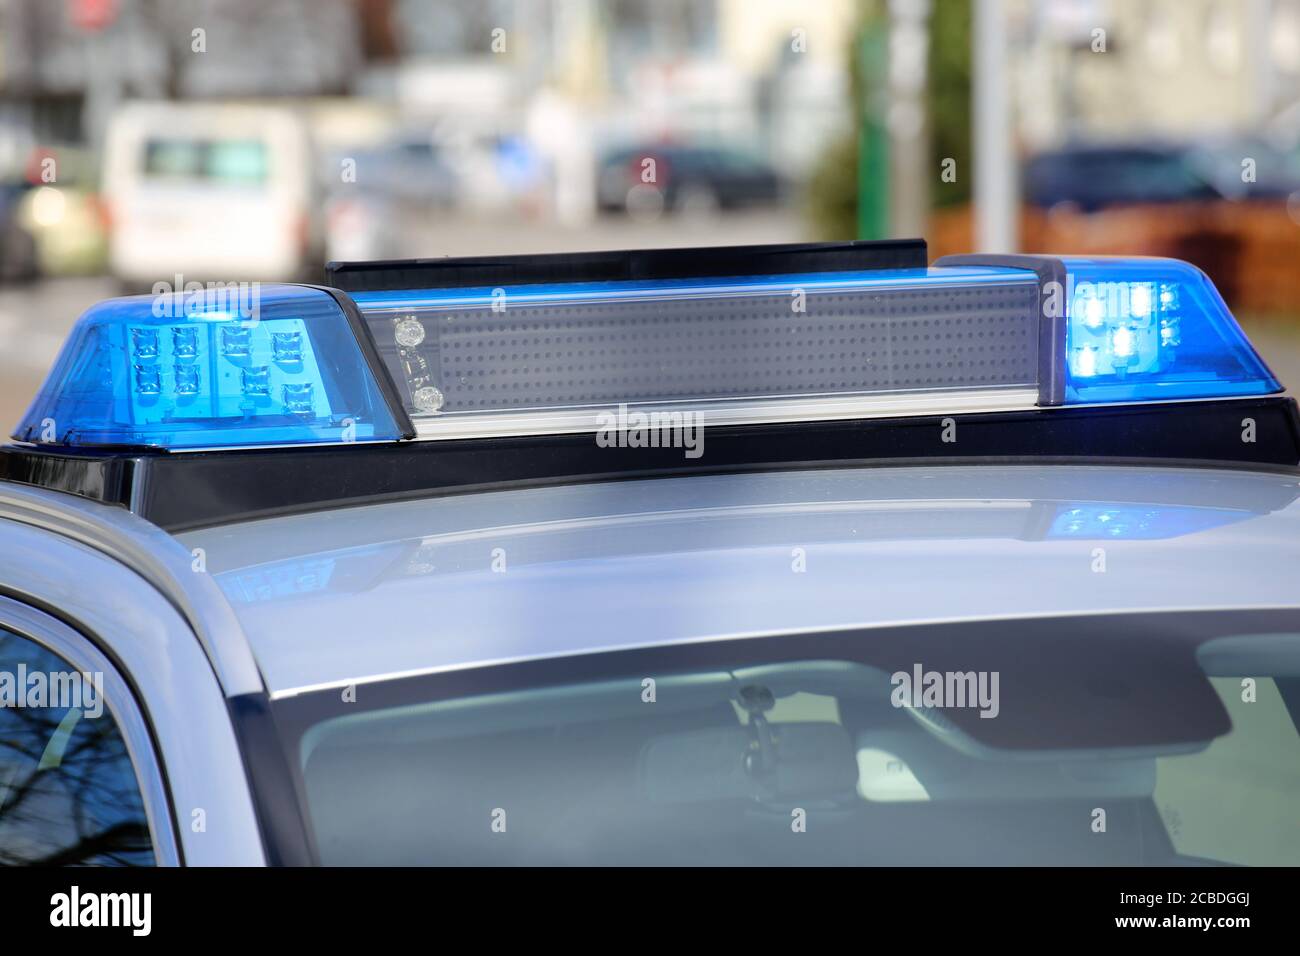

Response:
(13, 285), (403, 450)
(1061, 257), (1279, 403)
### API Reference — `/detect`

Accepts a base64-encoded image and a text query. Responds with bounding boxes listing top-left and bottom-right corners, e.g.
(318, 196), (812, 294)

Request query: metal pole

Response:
(857, 18), (890, 240)
(888, 0), (932, 239)
(973, 0), (1017, 252)
(1247, 0), (1275, 125)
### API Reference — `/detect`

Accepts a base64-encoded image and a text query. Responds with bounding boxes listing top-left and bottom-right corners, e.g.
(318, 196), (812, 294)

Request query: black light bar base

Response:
(1, 397), (1297, 532)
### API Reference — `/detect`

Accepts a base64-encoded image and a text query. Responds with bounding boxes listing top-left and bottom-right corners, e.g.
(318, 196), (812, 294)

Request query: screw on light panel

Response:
(394, 316), (425, 348)
(413, 385), (444, 413)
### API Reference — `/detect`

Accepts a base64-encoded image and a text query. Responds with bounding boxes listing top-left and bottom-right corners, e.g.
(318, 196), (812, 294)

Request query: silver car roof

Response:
(174, 463), (1300, 698)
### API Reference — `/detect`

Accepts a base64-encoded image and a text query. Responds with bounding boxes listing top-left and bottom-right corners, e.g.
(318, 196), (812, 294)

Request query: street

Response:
(0, 276), (116, 427)
(1240, 316), (1300, 399)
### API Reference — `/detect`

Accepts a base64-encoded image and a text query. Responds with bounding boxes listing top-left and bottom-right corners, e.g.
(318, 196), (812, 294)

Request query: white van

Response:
(103, 102), (320, 285)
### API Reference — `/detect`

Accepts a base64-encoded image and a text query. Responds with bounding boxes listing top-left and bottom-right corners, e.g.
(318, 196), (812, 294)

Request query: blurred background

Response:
(2, 0), (1300, 425)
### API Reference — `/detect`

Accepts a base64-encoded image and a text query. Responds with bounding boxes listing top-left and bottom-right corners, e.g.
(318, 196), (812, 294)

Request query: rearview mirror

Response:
(637, 721), (858, 804)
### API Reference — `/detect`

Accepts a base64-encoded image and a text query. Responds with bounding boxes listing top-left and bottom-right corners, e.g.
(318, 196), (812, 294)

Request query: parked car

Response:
(322, 181), (411, 264)
(596, 143), (783, 216)
(1183, 137), (1300, 201)
(1023, 143), (1223, 212)
(0, 181), (38, 283)
(14, 145), (109, 278)
(321, 137), (458, 208)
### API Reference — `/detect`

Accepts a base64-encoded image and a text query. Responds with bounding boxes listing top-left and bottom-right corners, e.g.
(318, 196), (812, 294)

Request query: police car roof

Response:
(5, 241), (1299, 700)
(176, 462), (1300, 699)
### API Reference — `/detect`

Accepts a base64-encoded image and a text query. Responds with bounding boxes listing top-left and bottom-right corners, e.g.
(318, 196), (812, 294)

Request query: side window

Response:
(0, 626), (156, 866)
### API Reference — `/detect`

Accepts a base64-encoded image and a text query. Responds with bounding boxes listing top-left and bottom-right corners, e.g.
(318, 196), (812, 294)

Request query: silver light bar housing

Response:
(351, 266), (1043, 442)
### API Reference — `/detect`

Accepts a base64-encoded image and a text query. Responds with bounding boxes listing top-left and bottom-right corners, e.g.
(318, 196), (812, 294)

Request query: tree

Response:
(806, 0), (972, 238)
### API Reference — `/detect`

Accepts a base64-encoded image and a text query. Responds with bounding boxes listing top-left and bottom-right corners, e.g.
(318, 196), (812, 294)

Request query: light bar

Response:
(8, 245), (1287, 458)
(1058, 257), (1280, 403)
(349, 267), (1044, 439)
(12, 285), (405, 450)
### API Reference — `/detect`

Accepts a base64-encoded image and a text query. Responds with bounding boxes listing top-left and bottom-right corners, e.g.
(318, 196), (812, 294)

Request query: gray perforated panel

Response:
(370, 279), (1040, 416)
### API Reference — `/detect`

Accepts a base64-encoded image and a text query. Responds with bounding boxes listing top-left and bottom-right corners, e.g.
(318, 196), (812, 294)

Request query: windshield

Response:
(271, 609), (1300, 866)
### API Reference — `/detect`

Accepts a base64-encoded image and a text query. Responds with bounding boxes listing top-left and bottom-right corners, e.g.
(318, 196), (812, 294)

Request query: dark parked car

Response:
(1023, 144), (1223, 212)
(597, 144), (782, 215)
(1184, 137), (1300, 201)
(0, 181), (38, 282)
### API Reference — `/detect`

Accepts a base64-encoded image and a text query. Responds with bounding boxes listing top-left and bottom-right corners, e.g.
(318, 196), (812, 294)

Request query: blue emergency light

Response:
(8, 249), (1283, 451)
(12, 285), (405, 449)
(1058, 257), (1277, 403)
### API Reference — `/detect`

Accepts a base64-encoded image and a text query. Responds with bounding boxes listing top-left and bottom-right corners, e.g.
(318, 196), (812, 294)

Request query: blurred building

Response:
(364, 0), (856, 175)
(0, 0), (857, 217)
(1010, 0), (1300, 147)
(0, 0), (360, 175)
(356, 0), (858, 223)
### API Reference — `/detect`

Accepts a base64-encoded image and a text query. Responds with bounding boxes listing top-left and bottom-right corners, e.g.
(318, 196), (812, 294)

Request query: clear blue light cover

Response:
(1061, 257), (1280, 403)
(13, 285), (402, 449)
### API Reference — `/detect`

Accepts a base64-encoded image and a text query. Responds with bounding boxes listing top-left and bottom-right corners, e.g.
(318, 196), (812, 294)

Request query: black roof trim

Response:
(1, 397), (1296, 533)
(326, 238), (929, 292)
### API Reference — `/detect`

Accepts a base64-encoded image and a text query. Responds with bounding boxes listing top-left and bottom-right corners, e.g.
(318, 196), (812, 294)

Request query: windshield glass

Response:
(272, 610), (1300, 866)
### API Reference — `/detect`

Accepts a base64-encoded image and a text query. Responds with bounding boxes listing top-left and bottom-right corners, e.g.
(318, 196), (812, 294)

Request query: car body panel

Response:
(0, 513), (265, 864)
(176, 463), (1300, 698)
(0, 482), (264, 696)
